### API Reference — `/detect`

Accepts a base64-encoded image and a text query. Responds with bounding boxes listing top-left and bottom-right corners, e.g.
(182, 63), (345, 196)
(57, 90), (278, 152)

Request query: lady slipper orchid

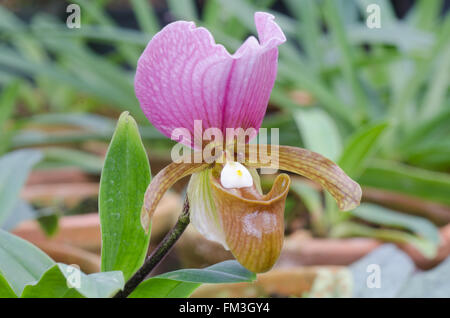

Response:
(135, 12), (362, 273)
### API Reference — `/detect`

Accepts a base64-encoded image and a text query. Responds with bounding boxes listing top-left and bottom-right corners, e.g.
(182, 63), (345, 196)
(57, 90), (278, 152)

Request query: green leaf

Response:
(128, 279), (200, 298)
(338, 122), (388, 179)
(129, 260), (256, 298)
(21, 263), (124, 298)
(360, 160), (450, 206)
(0, 80), (19, 131)
(0, 229), (54, 296)
(99, 112), (151, 281)
(352, 204), (440, 244)
(36, 214), (59, 237)
(294, 108), (342, 161)
(0, 272), (17, 298)
(0, 149), (42, 226)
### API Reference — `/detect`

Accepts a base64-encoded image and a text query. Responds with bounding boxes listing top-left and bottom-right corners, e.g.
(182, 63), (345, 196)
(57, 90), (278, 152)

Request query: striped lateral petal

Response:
(244, 145), (362, 211)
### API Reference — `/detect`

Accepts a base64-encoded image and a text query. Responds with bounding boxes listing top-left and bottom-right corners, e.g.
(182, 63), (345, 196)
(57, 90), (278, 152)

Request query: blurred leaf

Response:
(0, 229), (54, 296)
(401, 109), (450, 151)
(41, 148), (103, 174)
(323, 0), (368, 117)
(0, 149), (42, 226)
(1, 200), (35, 231)
(352, 203), (440, 244)
(277, 62), (357, 127)
(408, 0), (442, 31)
(129, 260), (256, 298)
(331, 221), (438, 258)
(21, 264), (124, 298)
(421, 42), (450, 120)
(338, 122), (388, 179)
(284, 0), (322, 73)
(347, 24), (433, 51)
(217, 0), (296, 35)
(294, 108), (342, 161)
(28, 113), (116, 134)
(99, 112), (151, 281)
(33, 24), (150, 46)
(0, 81), (19, 130)
(360, 160), (450, 206)
(36, 214), (59, 237)
(131, 0), (159, 35)
(0, 46), (140, 116)
(0, 5), (25, 32)
(167, 0), (198, 21)
(290, 180), (327, 236)
(72, 0), (140, 63)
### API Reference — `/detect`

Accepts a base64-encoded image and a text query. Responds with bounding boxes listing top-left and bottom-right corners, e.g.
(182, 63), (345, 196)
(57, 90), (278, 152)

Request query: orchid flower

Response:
(135, 12), (362, 273)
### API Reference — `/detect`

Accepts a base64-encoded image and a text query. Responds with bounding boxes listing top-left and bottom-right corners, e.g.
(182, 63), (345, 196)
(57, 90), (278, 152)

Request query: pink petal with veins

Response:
(135, 12), (285, 147)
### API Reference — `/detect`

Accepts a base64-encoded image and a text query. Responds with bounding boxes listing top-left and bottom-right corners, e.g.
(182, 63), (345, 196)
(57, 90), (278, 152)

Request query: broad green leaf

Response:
(338, 122), (388, 179)
(352, 204), (440, 244)
(0, 149), (42, 226)
(21, 264), (124, 298)
(0, 229), (54, 296)
(0, 272), (17, 298)
(294, 108), (342, 161)
(129, 260), (256, 298)
(360, 160), (450, 206)
(99, 112), (151, 281)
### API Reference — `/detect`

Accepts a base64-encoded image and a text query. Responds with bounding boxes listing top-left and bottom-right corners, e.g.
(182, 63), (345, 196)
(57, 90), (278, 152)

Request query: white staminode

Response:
(220, 161), (253, 189)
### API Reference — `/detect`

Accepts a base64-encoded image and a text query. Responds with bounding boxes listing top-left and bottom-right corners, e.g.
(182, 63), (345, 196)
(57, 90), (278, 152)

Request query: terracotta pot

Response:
(192, 266), (349, 298)
(26, 168), (94, 185)
(279, 224), (450, 270)
(37, 241), (101, 274)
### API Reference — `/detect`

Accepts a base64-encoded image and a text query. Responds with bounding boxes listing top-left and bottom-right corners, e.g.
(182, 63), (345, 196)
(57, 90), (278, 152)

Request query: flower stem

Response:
(113, 197), (190, 298)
